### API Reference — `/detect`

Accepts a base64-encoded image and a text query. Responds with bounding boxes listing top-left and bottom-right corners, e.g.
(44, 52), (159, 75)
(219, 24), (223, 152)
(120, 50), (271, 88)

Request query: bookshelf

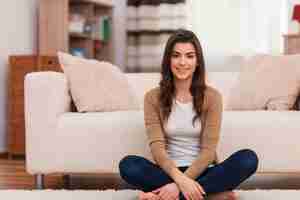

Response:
(39, 0), (114, 62)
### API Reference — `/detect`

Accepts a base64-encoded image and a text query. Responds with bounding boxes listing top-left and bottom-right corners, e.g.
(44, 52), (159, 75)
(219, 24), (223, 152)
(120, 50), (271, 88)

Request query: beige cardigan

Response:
(144, 86), (223, 180)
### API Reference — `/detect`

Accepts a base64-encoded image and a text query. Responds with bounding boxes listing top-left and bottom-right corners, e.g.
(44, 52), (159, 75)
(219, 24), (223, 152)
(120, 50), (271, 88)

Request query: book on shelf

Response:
(92, 15), (111, 42)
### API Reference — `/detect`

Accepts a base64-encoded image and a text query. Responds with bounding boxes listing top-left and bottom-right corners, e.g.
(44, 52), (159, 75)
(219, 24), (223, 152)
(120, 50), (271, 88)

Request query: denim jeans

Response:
(119, 149), (258, 196)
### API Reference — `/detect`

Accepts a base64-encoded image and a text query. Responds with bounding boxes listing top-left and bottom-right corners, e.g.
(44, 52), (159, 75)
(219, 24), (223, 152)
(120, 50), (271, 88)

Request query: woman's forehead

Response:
(173, 42), (196, 53)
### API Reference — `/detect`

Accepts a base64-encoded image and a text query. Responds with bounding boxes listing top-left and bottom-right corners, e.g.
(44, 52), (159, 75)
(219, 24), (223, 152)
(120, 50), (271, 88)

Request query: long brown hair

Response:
(159, 29), (207, 125)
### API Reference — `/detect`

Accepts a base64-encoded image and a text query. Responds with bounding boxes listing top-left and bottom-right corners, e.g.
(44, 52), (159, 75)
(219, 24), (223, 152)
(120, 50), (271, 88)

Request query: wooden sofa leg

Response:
(35, 174), (44, 189)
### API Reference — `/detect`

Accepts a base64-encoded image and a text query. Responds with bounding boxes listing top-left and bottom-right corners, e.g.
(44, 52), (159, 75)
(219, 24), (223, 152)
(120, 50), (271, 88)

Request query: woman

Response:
(119, 29), (258, 200)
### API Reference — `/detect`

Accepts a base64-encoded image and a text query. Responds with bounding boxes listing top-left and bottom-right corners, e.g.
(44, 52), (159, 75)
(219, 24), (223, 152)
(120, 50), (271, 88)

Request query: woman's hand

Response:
(175, 175), (205, 200)
(139, 191), (161, 200)
(152, 183), (180, 200)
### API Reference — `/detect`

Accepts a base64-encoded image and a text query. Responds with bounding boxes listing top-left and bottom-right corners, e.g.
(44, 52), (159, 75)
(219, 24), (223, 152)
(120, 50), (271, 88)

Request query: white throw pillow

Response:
(58, 52), (139, 112)
(227, 54), (300, 110)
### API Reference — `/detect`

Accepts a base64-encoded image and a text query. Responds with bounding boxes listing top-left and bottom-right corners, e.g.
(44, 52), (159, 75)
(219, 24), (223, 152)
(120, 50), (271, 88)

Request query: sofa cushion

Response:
(206, 72), (239, 110)
(227, 54), (300, 110)
(218, 111), (300, 172)
(51, 111), (152, 172)
(58, 52), (139, 112)
(265, 95), (296, 111)
(125, 72), (239, 110)
(126, 73), (160, 108)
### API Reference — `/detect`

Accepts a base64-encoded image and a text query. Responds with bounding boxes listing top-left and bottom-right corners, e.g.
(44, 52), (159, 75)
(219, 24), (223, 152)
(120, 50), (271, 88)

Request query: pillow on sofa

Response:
(265, 95), (296, 111)
(227, 54), (300, 110)
(58, 52), (139, 112)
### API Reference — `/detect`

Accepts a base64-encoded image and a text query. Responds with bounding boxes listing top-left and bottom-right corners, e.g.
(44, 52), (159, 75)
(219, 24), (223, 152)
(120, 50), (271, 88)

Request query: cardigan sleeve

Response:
(144, 89), (182, 180)
(184, 87), (223, 179)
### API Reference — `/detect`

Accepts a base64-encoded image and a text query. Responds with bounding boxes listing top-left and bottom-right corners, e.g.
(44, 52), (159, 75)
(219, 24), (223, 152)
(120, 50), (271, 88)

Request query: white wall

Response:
(0, 0), (38, 152)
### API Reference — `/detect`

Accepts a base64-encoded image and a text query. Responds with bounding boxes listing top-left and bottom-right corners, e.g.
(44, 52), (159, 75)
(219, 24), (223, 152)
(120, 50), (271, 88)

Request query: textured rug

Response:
(0, 189), (300, 199)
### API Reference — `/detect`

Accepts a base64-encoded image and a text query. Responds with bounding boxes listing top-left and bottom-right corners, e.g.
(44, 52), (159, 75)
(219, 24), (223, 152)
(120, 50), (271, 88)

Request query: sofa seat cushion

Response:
(218, 111), (300, 173)
(32, 111), (152, 174)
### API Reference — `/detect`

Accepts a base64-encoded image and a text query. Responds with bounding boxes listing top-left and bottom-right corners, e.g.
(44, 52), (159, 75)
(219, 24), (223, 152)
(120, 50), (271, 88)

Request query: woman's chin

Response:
(174, 74), (191, 81)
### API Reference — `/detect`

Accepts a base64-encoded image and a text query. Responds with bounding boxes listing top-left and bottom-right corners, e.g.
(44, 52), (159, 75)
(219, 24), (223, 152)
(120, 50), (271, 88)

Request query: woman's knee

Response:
(119, 155), (146, 180)
(234, 149), (259, 174)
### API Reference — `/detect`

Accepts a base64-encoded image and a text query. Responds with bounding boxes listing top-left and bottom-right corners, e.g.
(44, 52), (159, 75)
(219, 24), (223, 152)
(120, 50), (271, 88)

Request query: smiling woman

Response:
(119, 29), (258, 200)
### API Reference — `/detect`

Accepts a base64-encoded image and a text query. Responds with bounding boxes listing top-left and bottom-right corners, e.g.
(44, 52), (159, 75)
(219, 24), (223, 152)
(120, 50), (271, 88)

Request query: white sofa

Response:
(24, 71), (300, 189)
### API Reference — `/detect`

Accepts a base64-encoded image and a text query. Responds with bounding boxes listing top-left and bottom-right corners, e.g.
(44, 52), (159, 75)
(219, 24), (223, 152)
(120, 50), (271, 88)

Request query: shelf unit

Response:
(39, 0), (114, 62)
(7, 56), (61, 157)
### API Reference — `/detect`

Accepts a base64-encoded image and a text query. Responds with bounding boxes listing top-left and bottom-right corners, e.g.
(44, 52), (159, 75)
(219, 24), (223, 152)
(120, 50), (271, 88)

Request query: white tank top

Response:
(164, 100), (202, 167)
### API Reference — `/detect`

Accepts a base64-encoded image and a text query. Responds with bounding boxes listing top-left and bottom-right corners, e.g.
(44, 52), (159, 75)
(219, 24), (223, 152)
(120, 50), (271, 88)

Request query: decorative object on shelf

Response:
(126, 0), (188, 72)
(292, 4), (300, 33)
(83, 20), (93, 35)
(69, 13), (86, 33)
(70, 47), (86, 57)
(94, 40), (102, 51)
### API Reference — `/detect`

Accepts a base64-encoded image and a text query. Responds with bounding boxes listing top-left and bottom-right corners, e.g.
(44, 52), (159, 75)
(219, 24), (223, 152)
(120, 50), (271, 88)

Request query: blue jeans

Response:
(119, 149), (258, 196)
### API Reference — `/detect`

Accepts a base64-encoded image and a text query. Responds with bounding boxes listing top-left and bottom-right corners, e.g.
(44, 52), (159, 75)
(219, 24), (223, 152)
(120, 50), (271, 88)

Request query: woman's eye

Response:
(172, 54), (179, 58)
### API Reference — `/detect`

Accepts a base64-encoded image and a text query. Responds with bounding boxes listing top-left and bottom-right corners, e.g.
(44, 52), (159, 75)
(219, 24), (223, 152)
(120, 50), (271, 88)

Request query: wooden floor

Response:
(1, 156), (300, 190)
(0, 157), (122, 190)
(0, 158), (63, 189)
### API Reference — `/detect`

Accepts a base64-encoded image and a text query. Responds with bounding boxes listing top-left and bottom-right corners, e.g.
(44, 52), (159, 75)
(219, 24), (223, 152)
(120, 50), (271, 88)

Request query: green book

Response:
(102, 16), (110, 42)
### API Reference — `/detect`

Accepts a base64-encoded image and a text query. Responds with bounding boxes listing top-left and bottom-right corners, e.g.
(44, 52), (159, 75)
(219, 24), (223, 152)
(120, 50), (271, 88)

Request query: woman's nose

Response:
(179, 57), (186, 65)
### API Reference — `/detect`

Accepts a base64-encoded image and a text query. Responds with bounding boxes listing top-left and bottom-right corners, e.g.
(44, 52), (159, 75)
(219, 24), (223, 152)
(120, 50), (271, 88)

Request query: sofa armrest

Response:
(24, 71), (71, 171)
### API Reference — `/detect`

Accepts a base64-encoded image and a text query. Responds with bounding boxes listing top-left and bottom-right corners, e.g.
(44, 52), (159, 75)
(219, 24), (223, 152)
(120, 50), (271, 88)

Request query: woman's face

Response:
(170, 42), (197, 82)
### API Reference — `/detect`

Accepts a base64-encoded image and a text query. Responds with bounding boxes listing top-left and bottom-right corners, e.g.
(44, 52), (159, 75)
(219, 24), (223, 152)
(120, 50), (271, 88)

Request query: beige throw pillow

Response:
(265, 95), (296, 111)
(227, 54), (300, 110)
(58, 52), (139, 112)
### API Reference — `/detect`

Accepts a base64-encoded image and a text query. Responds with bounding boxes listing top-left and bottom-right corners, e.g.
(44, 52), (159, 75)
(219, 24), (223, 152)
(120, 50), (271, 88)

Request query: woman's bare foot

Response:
(206, 191), (237, 200)
(138, 191), (160, 200)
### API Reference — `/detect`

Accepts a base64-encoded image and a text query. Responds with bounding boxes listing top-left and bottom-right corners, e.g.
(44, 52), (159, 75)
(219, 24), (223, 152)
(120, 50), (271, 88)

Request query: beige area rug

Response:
(0, 189), (300, 200)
